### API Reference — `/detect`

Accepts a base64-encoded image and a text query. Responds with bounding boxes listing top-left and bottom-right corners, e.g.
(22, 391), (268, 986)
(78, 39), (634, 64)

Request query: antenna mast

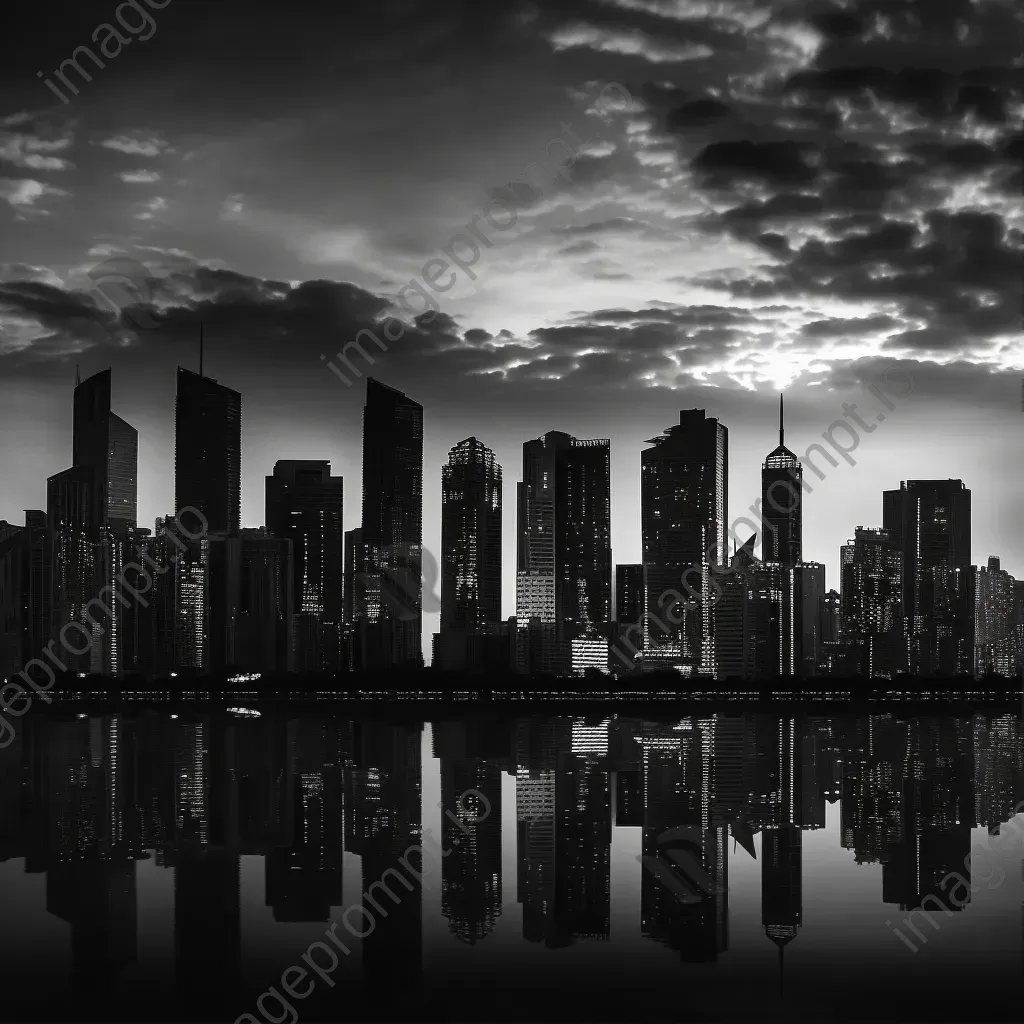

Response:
(779, 393), (785, 447)
(199, 323), (204, 377)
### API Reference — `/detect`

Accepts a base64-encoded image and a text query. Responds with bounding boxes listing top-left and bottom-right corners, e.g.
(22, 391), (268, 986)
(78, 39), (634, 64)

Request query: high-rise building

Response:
(206, 529), (293, 675)
(761, 395), (801, 565)
(436, 439), (501, 670)
(0, 513), (53, 686)
(44, 370), (139, 677)
(883, 480), (973, 675)
(354, 379), (423, 670)
(72, 368), (139, 537)
(174, 367), (241, 534)
(611, 563), (643, 675)
(974, 556), (1019, 675)
(840, 527), (904, 677)
(441, 438), (502, 632)
(266, 461), (344, 672)
(516, 431), (611, 676)
(641, 409), (727, 674)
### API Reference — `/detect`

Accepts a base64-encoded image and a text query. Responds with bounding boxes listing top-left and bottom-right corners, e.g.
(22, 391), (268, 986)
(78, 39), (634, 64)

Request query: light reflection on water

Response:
(0, 708), (1021, 1021)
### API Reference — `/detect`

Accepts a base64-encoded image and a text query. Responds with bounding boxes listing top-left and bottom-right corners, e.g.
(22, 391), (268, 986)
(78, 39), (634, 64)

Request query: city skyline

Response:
(4, 364), (1019, 667)
(1, 0), (1022, 670)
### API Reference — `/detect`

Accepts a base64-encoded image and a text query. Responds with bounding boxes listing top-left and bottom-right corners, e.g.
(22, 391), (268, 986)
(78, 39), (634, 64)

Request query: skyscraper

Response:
(266, 461), (344, 672)
(46, 369), (138, 676)
(611, 563), (643, 675)
(974, 556), (1018, 675)
(840, 527), (904, 677)
(516, 431), (611, 676)
(72, 369), (139, 537)
(354, 379), (424, 669)
(436, 438), (502, 671)
(641, 409), (727, 675)
(174, 367), (241, 534)
(441, 438), (502, 632)
(883, 480), (973, 675)
(761, 395), (801, 565)
(206, 529), (293, 674)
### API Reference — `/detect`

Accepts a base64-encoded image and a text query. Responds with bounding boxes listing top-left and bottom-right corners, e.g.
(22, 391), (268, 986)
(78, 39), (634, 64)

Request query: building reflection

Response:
(7, 708), (1024, 1011)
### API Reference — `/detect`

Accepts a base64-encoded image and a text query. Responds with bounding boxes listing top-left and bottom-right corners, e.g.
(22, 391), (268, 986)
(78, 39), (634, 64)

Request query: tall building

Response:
(0, 513), (53, 686)
(641, 409), (727, 674)
(265, 461), (344, 672)
(611, 563), (643, 675)
(353, 379), (424, 670)
(206, 529), (294, 675)
(45, 370), (138, 676)
(174, 366), (241, 534)
(516, 431), (611, 676)
(883, 480), (973, 675)
(436, 439), (502, 670)
(72, 368), (139, 537)
(441, 438), (502, 632)
(761, 395), (801, 565)
(840, 527), (905, 677)
(974, 556), (1019, 675)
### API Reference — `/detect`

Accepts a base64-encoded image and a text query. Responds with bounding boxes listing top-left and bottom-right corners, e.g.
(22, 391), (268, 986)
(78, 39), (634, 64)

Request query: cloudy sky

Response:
(1, 0), (1021, 657)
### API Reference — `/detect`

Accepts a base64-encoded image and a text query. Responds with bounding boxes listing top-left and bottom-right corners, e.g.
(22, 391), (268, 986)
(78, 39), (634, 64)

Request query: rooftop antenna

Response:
(199, 323), (204, 377)
(75, 364), (81, 387)
(779, 393), (785, 448)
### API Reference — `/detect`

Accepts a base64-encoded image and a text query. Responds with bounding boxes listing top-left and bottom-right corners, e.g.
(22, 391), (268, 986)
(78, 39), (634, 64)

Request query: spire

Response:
(75, 364), (81, 387)
(199, 322), (204, 377)
(779, 392), (784, 448)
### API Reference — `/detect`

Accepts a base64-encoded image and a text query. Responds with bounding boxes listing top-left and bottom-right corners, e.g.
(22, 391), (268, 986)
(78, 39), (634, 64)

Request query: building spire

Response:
(75, 364), (81, 387)
(199, 322), (204, 377)
(779, 393), (784, 448)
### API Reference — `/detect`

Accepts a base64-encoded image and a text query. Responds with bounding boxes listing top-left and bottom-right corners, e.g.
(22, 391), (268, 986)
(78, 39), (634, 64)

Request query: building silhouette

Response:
(436, 438), (502, 671)
(516, 432), (611, 676)
(641, 409), (727, 675)
(265, 461), (344, 672)
(611, 563), (643, 674)
(761, 395), (801, 565)
(883, 480), (974, 675)
(974, 556), (1019, 674)
(840, 527), (905, 677)
(351, 379), (424, 670)
(174, 366), (241, 534)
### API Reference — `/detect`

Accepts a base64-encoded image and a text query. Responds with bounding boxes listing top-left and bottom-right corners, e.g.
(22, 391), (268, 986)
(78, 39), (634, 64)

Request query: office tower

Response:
(883, 480), (973, 675)
(642, 409), (727, 675)
(611, 563), (643, 675)
(974, 556), (1018, 675)
(354, 379), (424, 669)
(266, 461), (344, 672)
(817, 589), (842, 674)
(840, 527), (905, 677)
(761, 395), (802, 565)
(441, 438), (502, 631)
(45, 370), (139, 677)
(715, 537), (822, 679)
(174, 366), (241, 534)
(435, 438), (502, 671)
(72, 368), (139, 537)
(516, 431), (611, 676)
(206, 529), (294, 675)
(0, 513), (53, 686)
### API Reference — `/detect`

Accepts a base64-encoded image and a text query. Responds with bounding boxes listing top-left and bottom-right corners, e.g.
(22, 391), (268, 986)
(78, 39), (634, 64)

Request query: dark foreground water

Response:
(1, 707), (1022, 1022)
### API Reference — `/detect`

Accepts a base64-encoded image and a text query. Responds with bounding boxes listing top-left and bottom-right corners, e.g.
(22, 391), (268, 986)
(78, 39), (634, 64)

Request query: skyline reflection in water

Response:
(0, 709), (1022, 1022)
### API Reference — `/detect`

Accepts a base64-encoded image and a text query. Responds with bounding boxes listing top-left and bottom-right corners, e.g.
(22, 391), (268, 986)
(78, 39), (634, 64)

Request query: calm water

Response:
(1, 708), (1022, 1022)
